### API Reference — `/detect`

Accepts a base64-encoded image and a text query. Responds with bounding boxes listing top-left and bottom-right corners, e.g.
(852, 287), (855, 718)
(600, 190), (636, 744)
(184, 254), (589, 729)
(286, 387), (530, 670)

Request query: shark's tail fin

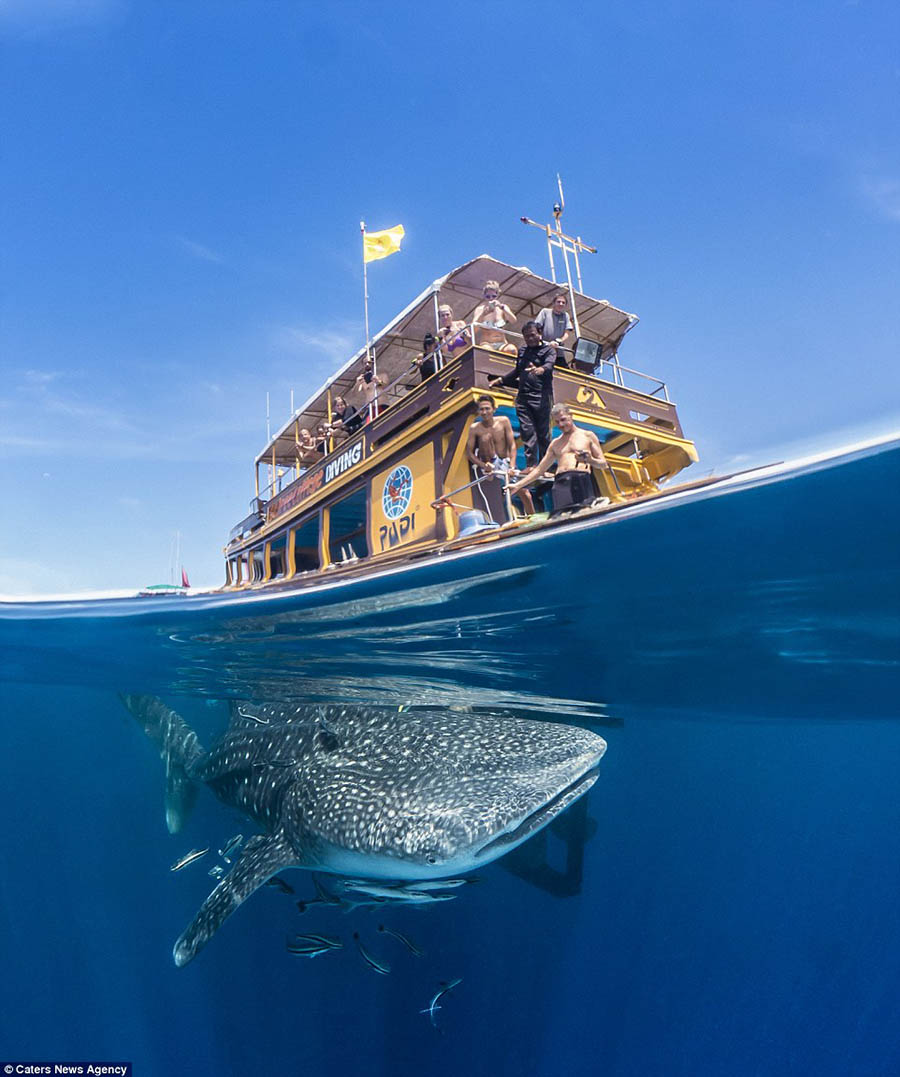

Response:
(120, 694), (206, 835)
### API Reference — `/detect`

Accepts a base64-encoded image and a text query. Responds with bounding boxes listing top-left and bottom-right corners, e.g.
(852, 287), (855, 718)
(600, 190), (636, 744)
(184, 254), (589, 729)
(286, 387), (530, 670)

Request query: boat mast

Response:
(520, 175), (597, 340)
(360, 220), (373, 375)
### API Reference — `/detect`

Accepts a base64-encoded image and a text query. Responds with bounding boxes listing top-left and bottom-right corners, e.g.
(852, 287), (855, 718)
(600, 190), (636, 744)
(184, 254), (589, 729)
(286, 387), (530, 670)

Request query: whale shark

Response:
(122, 695), (606, 966)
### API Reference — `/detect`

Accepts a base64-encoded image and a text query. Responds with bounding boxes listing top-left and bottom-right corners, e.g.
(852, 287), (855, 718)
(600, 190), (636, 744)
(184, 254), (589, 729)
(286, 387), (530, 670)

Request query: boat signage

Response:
(370, 445), (436, 553)
(325, 439), (363, 484)
(267, 437), (365, 520)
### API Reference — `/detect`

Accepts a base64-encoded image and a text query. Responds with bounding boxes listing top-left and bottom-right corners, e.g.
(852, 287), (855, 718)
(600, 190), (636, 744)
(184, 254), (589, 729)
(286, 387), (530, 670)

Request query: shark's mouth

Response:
(473, 765), (600, 860)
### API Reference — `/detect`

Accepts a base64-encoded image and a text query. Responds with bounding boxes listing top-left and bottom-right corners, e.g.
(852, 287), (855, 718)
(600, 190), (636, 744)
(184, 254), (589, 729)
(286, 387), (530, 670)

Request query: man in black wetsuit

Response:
(487, 320), (556, 469)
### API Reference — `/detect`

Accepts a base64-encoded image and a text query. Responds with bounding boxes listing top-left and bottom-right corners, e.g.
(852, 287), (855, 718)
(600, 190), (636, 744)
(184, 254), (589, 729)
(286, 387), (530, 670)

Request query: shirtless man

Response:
(471, 280), (517, 355)
(466, 395), (534, 514)
(353, 357), (388, 417)
(507, 402), (609, 511)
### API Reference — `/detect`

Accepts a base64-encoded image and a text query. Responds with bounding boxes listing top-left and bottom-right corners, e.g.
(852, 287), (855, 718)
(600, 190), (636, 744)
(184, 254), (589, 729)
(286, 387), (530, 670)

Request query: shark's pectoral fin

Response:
(173, 832), (297, 967)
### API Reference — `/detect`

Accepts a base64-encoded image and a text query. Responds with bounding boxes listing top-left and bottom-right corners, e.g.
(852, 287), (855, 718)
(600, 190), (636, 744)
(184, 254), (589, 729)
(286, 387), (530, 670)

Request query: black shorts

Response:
(552, 470), (597, 511)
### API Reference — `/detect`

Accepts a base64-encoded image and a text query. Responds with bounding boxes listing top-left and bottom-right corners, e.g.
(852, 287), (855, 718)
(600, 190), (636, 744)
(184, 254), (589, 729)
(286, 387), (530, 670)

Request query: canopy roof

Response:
(258, 254), (638, 467)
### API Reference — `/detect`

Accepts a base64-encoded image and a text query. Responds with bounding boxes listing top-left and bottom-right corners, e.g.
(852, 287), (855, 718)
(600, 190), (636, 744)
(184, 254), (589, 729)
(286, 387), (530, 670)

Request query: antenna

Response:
(520, 176), (597, 330)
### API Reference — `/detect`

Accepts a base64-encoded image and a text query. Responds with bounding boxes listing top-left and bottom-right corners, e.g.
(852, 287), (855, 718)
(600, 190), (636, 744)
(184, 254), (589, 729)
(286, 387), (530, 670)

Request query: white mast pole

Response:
(360, 220), (373, 375)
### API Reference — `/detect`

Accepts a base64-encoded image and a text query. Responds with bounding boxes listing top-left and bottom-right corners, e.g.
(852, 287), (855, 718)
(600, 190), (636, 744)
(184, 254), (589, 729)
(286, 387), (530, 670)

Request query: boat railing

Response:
(250, 323), (670, 509)
(365, 321), (669, 416)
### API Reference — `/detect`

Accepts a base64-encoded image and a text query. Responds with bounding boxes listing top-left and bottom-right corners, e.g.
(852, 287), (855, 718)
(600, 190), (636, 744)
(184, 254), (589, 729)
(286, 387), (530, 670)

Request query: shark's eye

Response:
(425, 853), (437, 865)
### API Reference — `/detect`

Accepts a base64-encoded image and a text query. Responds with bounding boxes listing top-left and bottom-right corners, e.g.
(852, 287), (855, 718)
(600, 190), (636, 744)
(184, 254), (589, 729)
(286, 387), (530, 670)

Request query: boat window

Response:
(250, 546), (265, 583)
(226, 558), (238, 586)
(268, 533), (287, 580)
(328, 486), (369, 564)
(238, 554), (249, 584)
(292, 514), (320, 573)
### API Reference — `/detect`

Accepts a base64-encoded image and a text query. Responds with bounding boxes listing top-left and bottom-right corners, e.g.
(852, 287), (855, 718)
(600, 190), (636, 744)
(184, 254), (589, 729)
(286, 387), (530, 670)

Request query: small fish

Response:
(353, 932), (390, 975)
(409, 878), (473, 892)
(343, 881), (455, 904)
(312, 873), (343, 905)
(236, 706), (269, 725)
(218, 833), (243, 859)
(377, 924), (424, 957)
(208, 865), (225, 879)
(170, 848), (208, 872)
(421, 978), (462, 1027)
(289, 933), (343, 950)
(296, 898), (326, 914)
(286, 936), (341, 959)
(265, 876), (295, 895)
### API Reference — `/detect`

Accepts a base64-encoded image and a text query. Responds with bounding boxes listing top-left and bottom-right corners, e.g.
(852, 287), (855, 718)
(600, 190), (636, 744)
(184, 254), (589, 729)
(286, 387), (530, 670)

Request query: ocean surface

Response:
(2, 435), (899, 1077)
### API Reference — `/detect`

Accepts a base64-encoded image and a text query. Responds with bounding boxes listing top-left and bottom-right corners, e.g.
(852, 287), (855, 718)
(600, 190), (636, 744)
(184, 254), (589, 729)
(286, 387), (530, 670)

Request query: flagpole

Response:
(360, 220), (373, 374)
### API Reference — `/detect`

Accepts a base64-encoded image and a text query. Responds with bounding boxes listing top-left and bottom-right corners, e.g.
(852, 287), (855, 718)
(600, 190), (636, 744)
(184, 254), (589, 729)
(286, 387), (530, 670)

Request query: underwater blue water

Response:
(2, 438), (899, 1076)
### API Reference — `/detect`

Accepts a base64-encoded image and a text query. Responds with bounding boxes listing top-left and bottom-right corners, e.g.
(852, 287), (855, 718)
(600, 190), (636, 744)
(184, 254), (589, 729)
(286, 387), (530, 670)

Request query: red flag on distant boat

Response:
(181, 568), (190, 588)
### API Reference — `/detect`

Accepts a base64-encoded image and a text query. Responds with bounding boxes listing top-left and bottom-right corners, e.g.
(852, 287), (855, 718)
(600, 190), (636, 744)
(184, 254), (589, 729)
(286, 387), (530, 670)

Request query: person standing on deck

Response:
(354, 357), (388, 418)
(507, 403), (610, 512)
(535, 291), (574, 368)
(466, 394), (535, 516)
(487, 320), (557, 469)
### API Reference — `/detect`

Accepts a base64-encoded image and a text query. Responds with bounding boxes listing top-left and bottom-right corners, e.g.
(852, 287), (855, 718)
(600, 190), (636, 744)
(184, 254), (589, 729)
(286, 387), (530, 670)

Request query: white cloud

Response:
(861, 175), (900, 222)
(174, 235), (225, 264)
(270, 324), (359, 362)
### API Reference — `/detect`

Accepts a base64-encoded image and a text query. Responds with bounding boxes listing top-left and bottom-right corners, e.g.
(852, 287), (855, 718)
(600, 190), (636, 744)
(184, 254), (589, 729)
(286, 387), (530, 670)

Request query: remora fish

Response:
(286, 933), (343, 957)
(421, 977), (462, 1027)
(219, 833), (243, 859)
(121, 695), (606, 967)
(170, 848), (208, 872)
(378, 924), (424, 957)
(353, 932), (390, 975)
(341, 881), (455, 904)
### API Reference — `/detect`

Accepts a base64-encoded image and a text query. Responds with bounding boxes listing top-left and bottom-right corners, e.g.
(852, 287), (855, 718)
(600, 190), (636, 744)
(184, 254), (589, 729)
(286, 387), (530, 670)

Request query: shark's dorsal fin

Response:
(173, 831), (297, 967)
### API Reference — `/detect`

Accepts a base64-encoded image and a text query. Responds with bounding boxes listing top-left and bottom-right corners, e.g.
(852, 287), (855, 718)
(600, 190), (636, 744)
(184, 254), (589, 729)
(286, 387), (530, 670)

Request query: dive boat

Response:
(222, 254), (702, 592)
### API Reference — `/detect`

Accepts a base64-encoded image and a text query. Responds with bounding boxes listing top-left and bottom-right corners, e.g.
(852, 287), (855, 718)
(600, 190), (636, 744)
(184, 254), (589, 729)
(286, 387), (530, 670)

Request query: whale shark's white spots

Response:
(122, 695), (606, 966)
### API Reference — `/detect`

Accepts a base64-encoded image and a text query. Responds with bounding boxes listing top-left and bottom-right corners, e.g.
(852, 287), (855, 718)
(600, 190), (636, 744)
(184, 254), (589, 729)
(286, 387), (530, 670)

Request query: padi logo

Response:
(325, 440), (363, 484)
(382, 465), (413, 520)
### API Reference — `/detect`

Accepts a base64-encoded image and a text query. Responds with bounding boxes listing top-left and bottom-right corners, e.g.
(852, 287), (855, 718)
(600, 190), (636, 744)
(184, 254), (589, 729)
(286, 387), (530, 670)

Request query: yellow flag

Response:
(363, 224), (405, 263)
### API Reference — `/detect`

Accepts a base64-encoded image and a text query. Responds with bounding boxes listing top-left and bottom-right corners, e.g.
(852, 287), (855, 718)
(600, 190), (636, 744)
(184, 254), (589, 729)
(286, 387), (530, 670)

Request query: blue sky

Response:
(2, 0), (898, 594)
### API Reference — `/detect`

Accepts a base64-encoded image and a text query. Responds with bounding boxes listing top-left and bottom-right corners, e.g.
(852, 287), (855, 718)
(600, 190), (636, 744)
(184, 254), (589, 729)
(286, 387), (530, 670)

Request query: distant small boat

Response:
(137, 579), (190, 598)
(139, 539), (191, 597)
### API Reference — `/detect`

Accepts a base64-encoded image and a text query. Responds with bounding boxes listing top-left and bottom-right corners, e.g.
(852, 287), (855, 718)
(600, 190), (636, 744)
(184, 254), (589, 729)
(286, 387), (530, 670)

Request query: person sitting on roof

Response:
(472, 280), (517, 356)
(507, 403), (610, 512)
(535, 291), (574, 368)
(413, 332), (440, 383)
(466, 394), (534, 516)
(354, 357), (388, 418)
(297, 427), (323, 461)
(327, 396), (363, 438)
(436, 303), (470, 356)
